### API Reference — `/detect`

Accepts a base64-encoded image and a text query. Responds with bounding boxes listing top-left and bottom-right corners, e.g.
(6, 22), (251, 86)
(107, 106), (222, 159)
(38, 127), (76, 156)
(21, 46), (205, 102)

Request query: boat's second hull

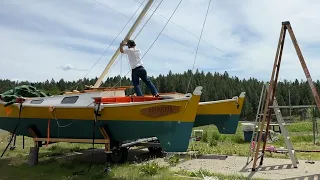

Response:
(194, 114), (240, 134)
(194, 92), (245, 134)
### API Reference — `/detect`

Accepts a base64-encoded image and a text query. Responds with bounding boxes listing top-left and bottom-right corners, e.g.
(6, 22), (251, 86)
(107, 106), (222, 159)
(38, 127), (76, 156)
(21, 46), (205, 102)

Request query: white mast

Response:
(93, 0), (154, 88)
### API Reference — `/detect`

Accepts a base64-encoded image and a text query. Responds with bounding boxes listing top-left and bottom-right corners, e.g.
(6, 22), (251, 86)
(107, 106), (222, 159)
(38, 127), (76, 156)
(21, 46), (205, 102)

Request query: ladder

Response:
(246, 83), (267, 165)
(246, 83), (298, 168)
(271, 96), (299, 168)
(250, 21), (320, 171)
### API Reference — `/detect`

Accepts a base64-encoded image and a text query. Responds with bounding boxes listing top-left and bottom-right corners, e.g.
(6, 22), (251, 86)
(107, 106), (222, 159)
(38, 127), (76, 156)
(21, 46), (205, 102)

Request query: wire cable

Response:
(186, 0), (212, 93)
(68, 0), (146, 90)
(98, 0), (181, 98)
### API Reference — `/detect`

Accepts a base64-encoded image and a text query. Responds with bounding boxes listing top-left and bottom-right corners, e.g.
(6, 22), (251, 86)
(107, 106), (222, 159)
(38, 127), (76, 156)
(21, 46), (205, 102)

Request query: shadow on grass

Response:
(0, 144), (166, 180)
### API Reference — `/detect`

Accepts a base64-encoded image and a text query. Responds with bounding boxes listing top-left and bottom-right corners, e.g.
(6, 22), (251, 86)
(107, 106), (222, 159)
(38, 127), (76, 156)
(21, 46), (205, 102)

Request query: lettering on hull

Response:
(140, 105), (181, 118)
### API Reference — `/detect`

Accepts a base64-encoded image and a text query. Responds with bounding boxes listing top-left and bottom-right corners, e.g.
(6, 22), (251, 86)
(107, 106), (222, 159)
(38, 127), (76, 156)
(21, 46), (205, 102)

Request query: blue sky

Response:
(1, 0), (320, 83)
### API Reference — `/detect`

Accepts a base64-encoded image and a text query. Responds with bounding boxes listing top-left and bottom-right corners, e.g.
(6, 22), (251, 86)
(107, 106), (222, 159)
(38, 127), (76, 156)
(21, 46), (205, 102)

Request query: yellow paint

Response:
(197, 95), (245, 115)
(0, 92), (200, 123)
(4, 106), (12, 115)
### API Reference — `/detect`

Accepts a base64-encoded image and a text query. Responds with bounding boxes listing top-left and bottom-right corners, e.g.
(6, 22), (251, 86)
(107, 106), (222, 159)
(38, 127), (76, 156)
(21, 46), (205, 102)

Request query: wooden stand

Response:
(27, 126), (111, 153)
(26, 125), (112, 166)
(28, 147), (39, 166)
(251, 21), (320, 171)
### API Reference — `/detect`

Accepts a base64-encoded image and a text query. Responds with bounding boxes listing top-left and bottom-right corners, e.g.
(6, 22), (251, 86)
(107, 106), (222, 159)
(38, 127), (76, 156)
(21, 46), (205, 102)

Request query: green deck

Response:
(194, 114), (240, 134)
(0, 117), (194, 152)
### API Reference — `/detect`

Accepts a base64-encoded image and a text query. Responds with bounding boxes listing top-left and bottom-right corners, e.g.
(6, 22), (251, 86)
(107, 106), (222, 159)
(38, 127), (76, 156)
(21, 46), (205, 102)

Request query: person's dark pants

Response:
(131, 66), (158, 96)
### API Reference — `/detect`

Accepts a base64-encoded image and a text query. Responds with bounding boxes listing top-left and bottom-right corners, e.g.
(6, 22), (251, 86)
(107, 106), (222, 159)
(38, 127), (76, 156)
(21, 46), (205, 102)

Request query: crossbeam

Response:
(269, 105), (316, 109)
(28, 126), (111, 153)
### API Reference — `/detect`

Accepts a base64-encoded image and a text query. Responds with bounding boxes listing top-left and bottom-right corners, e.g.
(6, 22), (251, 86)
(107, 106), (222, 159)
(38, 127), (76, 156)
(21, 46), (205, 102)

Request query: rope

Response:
(96, 0), (229, 65)
(133, 0), (229, 57)
(105, 0), (162, 85)
(68, 0), (147, 90)
(120, 54), (122, 86)
(98, 0), (180, 98)
(49, 108), (76, 128)
(186, 1), (212, 179)
(73, 99), (102, 175)
(1, 101), (23, 158)
(133, 0), (161, 40)
(185, 0), (212, 94)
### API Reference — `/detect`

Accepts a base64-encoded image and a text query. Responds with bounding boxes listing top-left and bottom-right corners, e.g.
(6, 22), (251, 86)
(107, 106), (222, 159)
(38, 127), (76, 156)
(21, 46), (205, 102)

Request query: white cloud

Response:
(1, 0), (320, 84)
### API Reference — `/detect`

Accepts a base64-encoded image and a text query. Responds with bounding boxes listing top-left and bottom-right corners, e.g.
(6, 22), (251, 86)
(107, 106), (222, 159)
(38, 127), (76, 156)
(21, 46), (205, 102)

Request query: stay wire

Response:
(133, 0), (229, 56)
(69, 0), (146, 90)
(73, 100), (101, 175)
(188, 0), (213, 177)
(185, 0), (212, 94)
(133, 0), (161, 40)
(99, 0), (181, 98)
(92, 0), (229, 71)
(118, 0), (157, 84)
(1, 102), (23, 158)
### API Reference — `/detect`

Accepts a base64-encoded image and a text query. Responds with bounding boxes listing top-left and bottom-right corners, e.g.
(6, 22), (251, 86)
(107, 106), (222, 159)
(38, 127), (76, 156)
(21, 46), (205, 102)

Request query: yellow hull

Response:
(197, 92), (246, 115)
(194, 92), (246, 134)
(0, 96), (199, 123)
(0, 87), (203, 152)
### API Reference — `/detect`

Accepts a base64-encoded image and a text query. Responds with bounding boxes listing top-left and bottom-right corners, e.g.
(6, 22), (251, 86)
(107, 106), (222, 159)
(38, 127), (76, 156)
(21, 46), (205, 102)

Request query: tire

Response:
(148, 147), (162, 154)
(108, 147), (128, 164)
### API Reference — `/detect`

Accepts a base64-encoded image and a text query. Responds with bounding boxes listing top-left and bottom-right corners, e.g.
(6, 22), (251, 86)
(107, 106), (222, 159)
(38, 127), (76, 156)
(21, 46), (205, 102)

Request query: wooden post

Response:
(313, 107), (316, 145)
(286, 23), (320, 114)
(260, 22), (287, 166)
(251, 23), (286, 171)
(28, 147), (39, 166)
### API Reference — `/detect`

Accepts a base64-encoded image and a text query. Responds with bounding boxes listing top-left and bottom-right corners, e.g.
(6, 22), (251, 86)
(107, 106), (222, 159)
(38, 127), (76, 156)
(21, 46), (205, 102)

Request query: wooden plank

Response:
(33, 138), (110, 143)
(269, 105), (316, 109)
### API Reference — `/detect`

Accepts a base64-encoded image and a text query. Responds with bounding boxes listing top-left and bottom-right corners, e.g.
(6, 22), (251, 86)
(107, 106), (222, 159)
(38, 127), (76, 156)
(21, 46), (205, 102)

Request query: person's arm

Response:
(120, 40), (126, 53)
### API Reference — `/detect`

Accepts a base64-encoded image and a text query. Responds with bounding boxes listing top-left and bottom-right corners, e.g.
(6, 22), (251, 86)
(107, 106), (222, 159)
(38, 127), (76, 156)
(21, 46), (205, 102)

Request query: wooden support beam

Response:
(28, 125), (112, 153)
(32, 138), (110, 144)
(269, 105), (316, 109)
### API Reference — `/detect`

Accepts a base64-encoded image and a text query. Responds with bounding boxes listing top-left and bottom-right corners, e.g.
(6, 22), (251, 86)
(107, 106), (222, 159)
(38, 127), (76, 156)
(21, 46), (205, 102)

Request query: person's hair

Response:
(126, 40), (136, 47)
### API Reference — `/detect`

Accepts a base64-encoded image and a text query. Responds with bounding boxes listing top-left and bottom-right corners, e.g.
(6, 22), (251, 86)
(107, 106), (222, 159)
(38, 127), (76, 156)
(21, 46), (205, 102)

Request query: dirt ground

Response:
(66, 148), (320, 180)
(169, 155), (320, 180)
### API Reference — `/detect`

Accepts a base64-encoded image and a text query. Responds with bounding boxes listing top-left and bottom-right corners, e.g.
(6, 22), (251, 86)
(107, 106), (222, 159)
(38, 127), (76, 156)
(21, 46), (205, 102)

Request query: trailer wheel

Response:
(108, 147), (128, 164)
(148, 147), (162, 154)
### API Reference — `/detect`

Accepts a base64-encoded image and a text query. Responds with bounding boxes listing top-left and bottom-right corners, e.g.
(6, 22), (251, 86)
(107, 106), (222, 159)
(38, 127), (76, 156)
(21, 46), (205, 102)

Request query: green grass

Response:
(191, 120), (320, 160)
(0, 120), (318, 179)
(0, 132), (259, 180)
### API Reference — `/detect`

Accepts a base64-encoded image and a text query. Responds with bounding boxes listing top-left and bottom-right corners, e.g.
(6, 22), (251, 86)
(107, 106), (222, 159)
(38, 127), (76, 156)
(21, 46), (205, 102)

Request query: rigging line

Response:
(99, 0), (182, 98)
(69, 0), (146, 90)
(133, 0), (162, 40)
(131, 0), (157, 40)
(94, 0), (227, 65)
(73, 55), (122, 92)
(99, 0), (162, 84)
(133, 0), (229, 56)
(186, 0), (212, 94)
(84, 0), (145, 78)
(92, 0), (131, 18)
(160, 31), (225, 61)
(120, 54), (122, 86)
(94, 0), (226, 63)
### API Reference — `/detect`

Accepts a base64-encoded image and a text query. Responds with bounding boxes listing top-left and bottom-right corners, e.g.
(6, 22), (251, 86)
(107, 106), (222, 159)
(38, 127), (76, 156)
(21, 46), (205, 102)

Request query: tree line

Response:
(1, 69), (320, 121)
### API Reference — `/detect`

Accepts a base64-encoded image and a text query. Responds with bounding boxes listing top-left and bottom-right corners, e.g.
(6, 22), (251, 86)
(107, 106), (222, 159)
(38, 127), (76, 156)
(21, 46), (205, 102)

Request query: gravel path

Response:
(168, 154), (320, 180)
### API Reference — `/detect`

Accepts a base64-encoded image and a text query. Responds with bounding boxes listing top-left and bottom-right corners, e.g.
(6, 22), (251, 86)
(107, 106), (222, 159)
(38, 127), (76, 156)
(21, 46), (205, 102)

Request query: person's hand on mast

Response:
(120, 40), (126, 53)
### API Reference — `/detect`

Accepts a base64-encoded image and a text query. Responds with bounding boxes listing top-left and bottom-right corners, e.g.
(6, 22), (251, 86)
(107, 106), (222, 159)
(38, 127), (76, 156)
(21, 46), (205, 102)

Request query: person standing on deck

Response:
(120, 39), (160, 97)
